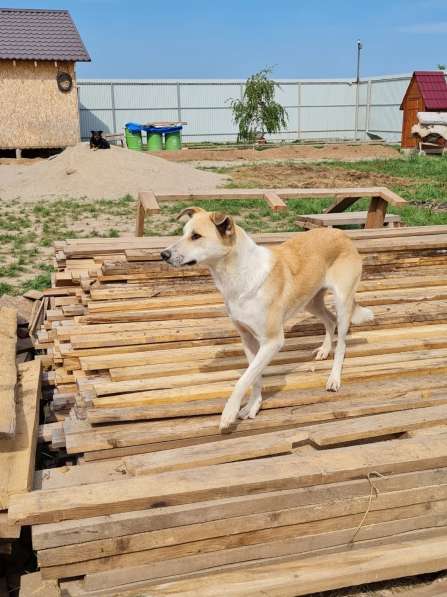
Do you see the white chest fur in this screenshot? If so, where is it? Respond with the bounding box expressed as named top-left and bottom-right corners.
top-left (209, 231), bottom-right (273, 336)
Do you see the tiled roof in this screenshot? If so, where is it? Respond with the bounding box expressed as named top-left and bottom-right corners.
top-left (414, 71), bottom-right (447, 110)
top-left (0, 8), bottom-right (90, 62)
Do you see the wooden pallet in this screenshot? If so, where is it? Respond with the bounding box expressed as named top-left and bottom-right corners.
top-left (12, 224), bottom-right (447, 596)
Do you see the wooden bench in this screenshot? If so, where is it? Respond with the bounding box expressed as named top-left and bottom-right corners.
top-left (296, 211), bottom-right (401, 230)
top-left (134, 187), bottom-right (408, 236)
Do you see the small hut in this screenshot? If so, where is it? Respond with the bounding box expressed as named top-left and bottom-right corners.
top-left (0, 8), bottom-right (90, 156)
top-left (400, 71), bottom-right (447, 149)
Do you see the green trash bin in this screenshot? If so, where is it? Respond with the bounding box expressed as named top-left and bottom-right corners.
top-left (125, 127), bottom-right (142, 151)
top-left (165, 130), bottom-right (182, 151)
top-left (146, 132), bottom-right (163, 151)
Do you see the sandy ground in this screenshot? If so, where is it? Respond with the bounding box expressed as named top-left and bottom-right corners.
top-left (153, 143), bottom-right (400, 163)
top-left (0, 143), bottom-right (227, 201)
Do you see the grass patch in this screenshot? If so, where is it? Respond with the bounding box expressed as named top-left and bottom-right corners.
top-left (1, 155), bottom-right (447, 297)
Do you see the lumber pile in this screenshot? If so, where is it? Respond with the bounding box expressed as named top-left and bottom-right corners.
top-left (10, 224), bottom-right (447, 595)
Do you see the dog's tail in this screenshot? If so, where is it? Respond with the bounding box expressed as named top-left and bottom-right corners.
top-left (351, 302), bottom-right (374, 325)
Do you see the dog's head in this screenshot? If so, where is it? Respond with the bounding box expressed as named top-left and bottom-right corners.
top-left (90, 130), bottom-right (103, 142)
top-left (160, 207), bottom-right (235, 267)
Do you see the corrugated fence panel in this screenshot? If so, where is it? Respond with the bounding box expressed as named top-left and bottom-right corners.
top-left (180, 83), bottom-right (241, 108)
top-left (78, 76), bottom-right (411, 143)
top-left (113, 83), bottom-right (178, 109)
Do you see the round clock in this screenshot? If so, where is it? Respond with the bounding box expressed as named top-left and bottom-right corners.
top-left (57, 72), bottom-right (73, 93)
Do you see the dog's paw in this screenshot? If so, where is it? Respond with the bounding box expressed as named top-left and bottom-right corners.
top-left (326, 374), bottom-right (341, 392)
top-left (238, 398), bottom-right (261, 420)
top-left (313, 345), bottom-right (330, 361)
top-left (219, 402), bottom-right (239, 433)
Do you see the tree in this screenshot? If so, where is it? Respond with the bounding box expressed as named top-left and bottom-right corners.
top-left (230, 67), bottom-right (288, 143)
top-left (437, 64), bottom-right (446, 71)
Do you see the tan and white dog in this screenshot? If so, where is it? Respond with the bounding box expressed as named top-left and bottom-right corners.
top-left (161, 207), bottom-right (374, 433)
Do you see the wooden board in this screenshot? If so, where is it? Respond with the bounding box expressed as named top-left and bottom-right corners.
top-left (0, 306), bottom-right (17, 438)
top-left (10, 436), bottom-right (447, 525)
top-left (0, 360), bottom-right (41, 509)
top-left (80, 534), bottom-right (447, 597)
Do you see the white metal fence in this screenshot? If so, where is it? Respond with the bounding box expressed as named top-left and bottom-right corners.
top-left (77, 74), bottom-right (411, 144)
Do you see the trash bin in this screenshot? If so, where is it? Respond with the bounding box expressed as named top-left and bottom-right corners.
top-left (146, 132), bottom-right (163, 151)
top-left (125, 127), bottom-right (142, 151)
top-left (165, 129), bottom-right (182, 151)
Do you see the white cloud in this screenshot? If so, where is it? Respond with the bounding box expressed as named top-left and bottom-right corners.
top-left (398, 21), bottom-right (447, 33)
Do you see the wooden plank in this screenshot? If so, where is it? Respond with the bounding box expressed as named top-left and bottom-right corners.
top-left (296, 211), bottom-right (400, 227)
top-left (19, 571), bottom-right (60, 597)
top-left (36, 482), bottom-right (447, 568)
top-left (81, 534), bottom-right (447, 597)
top-left (0, 360), bottom-right (41, 509)
top-left (0, 306), bottom-right (17, 438)
top-left (32, 467), bottom-right (447, 550)
top-left (310, 404), bottom-right (447, 447)
top-left (10, 435), bottom-right (447, 525)
top-left (139, 191), bottom-right (161, 215)
top-left (263, 192), bottom-right (287, 212)
top-left (38, 502), bottom-right (447, 580)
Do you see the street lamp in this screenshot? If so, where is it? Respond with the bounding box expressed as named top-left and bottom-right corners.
top-left (354, 40), bottom-right (363, 140)
top-left (356, 39), bottom-right (363, 84)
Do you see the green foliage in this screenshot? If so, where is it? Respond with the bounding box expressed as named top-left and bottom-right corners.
top-left (230, 67), bottom-right (288, 143)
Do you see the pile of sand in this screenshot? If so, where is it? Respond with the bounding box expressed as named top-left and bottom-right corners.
top-left (0, 143), bottom-right (228, 201)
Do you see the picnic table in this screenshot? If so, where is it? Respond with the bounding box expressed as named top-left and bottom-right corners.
top-left (295, 187), bottom-right (408, 230)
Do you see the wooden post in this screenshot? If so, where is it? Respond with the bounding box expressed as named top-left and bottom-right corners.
top-left (365, 196), bottom-right (388, 229)
top-left (135, 191), bottom-right (161, 237)
top-left (135, 201), bottom-right (145, 237)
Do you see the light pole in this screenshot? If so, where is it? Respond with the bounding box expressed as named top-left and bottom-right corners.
top-left (354, 40), bottom-right (363, 140)
top-left (356, 39), bottom-right (363, 84)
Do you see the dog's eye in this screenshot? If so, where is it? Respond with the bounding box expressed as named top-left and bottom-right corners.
top-left (191, 233), bottom-right (201, 241)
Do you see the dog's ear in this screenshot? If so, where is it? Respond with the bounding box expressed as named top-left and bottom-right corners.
top-left (176, 206), bottom-right (205, 221)
top-left (98, 131), bottom-right (103, 134)
top-left (210, 212), bottom-right (234, 238)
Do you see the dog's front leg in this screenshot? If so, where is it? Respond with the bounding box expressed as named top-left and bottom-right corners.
top-left (219, 333), bottom-right (284, 433)
top-left (235, 326), bottom-right (262, 420)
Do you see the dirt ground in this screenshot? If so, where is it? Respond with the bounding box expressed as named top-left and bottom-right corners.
top-left (153, 142), bottom-right (400, 163)
top-left (224, 162), bottom-right (412, 189)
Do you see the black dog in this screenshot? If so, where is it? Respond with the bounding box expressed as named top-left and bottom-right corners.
top-left (89, 130), bottom-right (110, 150)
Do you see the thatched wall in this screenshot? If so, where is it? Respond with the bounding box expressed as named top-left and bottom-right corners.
top-left (0, 60), bottom-right (80, 149)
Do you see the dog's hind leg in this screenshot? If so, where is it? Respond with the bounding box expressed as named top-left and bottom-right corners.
top-left (236, 327), bottom-right (263, 420)
top-left (306, 289), bottom-right (336, 361)
top-left (325, 262), bottom-right (361, 392)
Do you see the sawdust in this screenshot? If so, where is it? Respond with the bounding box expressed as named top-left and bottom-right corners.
top-left (0, 143), bottom-right (228, 201)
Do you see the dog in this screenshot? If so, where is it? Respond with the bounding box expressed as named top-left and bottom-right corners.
top-left (89, 130), bottom-right (110, 150)
top-left (161, 207), bottom-right (374, 433)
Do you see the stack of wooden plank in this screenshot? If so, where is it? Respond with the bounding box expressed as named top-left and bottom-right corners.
top-left (11, 224), bottom-right (447, 595)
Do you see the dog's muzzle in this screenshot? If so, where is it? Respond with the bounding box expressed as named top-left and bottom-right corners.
top-left (160, 250), bottom-right (171, 261)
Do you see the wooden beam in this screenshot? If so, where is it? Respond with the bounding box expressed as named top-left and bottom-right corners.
top-left (9, 436), bottom-right (447, 525)
top-left (366, 196), bottom-right (388, 229)
top-left (0, 307), bottom-right (17, 438)
top-left (263, 192), bottom-right (287, 212)
top-left (82, 534), bottom-right (447, 597)
top-left (139, 191), bottom-right (161, 215)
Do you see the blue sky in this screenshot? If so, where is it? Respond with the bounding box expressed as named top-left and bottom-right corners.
top-left (7, 0), bottom-right (447, 79)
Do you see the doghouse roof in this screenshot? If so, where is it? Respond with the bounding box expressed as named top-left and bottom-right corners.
top-left (0, 8), bottom-right (90, 62)
top-left (400, 71), bottom-right (447, 110)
